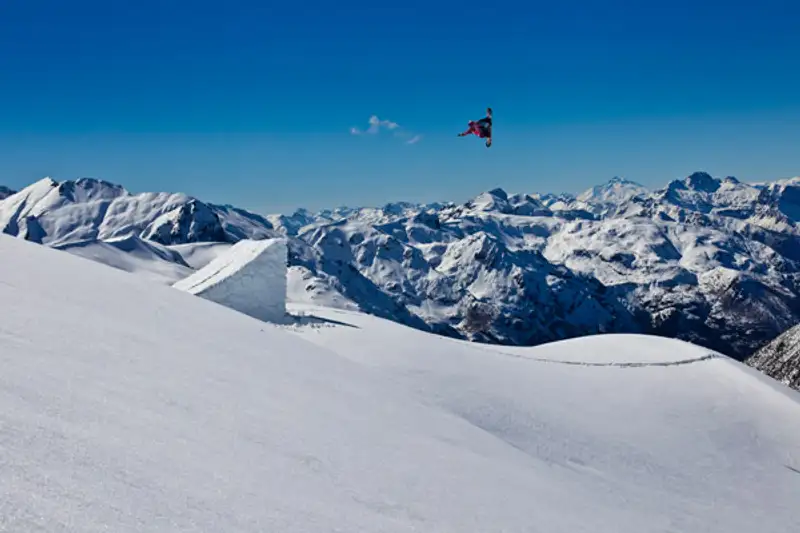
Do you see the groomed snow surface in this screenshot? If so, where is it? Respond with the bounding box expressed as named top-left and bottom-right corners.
top-left (1, 234), bottom-right (799, 532)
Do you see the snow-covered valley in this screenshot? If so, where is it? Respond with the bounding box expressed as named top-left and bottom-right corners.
top-left (1, 232), bottom-right (799, 532)
top-left (2, 172), bottom-right (800, 360)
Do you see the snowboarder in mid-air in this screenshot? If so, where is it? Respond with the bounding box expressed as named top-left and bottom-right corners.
top-left (458, 107), bottom-right (492, 147)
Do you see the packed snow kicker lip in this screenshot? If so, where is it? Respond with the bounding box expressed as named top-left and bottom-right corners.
top-left (173, 237), bottom-right (289, 323)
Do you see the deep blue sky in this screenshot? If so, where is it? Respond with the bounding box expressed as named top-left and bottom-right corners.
top-left (1, 0), bottom-right (798, 214)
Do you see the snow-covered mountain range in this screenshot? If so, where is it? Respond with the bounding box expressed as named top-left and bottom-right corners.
top-left (2, 171), bottom-right (799, 360)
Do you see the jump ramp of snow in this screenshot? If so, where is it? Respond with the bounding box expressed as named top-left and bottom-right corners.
top-left (173, 238), bottom-right (288, 322)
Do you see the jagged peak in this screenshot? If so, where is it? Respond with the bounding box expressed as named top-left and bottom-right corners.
top-left (0, 177), bottom-right (60, 206)
top-left (665, 179), bottom-right (687, 191)
top-left (55, 177), bottom-right (129, 202)
top-left (577, 176), bottom-right (649, 206)
top-left (466, 188), bottom-right (511, 213)
top-left (410, 210), bottom-right (440, 228)
top-left (607, 175), bottom-right (643, 186)
top-left (19, 176), bottom-right (60, 192)
top-left (687, 171), bottom-right (713, 179)
top-left (0, 185), bottom-right (16, 199)
top-left (537, 191), bottom-right (576, 201)
top-left (458, 231), bottom-right (505, 256)
top-left (486, 187), bottom-right (508, 200)
top-left (685, 171), bottom-right (720, 192)
top-left (73, 176), bottom-right (126, 189)
top-left (381, 200), bottom-right (419, 211)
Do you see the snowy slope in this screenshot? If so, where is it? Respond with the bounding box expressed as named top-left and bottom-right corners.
top-left (291, 305), bottom-right (800, 532)
top-left (0, 185), bottom-right (15, 200)
top-left (167, 241), bottom-right (234, 269)
top-left (2, 234), bottom-right (800, 532)
top-left (3, 172), bottom-right (800, 360)
top-left (54, 235), bottom-right (194, 285)
top-left (746, 322), bottom-right (800, 391)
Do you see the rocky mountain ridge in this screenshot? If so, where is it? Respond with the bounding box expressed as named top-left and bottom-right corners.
top-left (2, 171), bottom-right (799, 360)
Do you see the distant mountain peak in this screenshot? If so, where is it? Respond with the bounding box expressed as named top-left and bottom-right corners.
top-left (55, 176), bottom-right (128, 203)
top-left (685, 171), bottom-right (720, 192)
top-left (608, 175), bottom-right (640, 185)
top-left (576, 176), bottom-right (649, 208)
top-left (467, 188), bottom-right (512, 213)
top-left (486, 187), bottom-right (509, 200)
top-left (0, 185), bottom-right (16, 200)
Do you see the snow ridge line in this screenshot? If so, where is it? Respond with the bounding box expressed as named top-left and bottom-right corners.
top-left (486, 348), bottom-right (721, 368)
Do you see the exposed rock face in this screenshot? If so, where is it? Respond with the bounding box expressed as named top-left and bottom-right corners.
top-left (0, 186), bottom-right (16, 200)
top-left (746, 323), bottom-right (800, 391)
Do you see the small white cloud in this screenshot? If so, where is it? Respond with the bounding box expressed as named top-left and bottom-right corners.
top-left (365, 115), bottom-right (399, 134)
top-left (406, 135), bottom-right (422, 144)
top-left (367, 116), bottom-right (380, 134)
top-left (357, 115), bottom-right (400, 134)
top-left (351, 115), bottom-right (420, 144)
